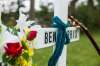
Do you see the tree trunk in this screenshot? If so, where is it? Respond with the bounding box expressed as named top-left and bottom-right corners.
top-left (29, 0), bottom-right (35, 20)
top-left (87, 0), bottom-right (95, 8)
top-left (97, 0), bottom-right (100, 8)
top-left (69, 0), bottom-right (78, 16)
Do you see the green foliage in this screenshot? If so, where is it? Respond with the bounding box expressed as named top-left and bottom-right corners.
top-left (1, 11), bottom-right (19, 27)
top-left (21, 40), bottom-right (28, 50)
top-left (97, 0), bottom-right (100, 8)
top-left (2, 54), bottom-right (17, 65)
top-left (22, 51), bottom-right (30, 61)
top-left (35, 5), bottom-right (53, 27)
top-left (2, 54), bottom-right (9, 63)
top-left (6, 27), bottom-right (19, 36)
top-left (8, 58), bottom-right (17, 65)
top-left (75, 4), bottom-right (100, 29)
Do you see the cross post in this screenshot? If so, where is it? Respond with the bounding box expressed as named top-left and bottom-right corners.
top-left (53, 0), bottom-right (68, 66)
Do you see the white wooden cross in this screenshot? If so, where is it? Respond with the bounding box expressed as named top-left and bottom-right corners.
top-left (0, 0), bottom-right (80, 66)
top-left (32, 0), bottom-right (80, 66)
top-left (28, 0), bottom-right (80, 66)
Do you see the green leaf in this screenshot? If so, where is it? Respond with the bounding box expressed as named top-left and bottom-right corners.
top-left (2, 54), bottom-right (9, 63)
top-left (22, 52), bottom-right (30, 61)
top-left (21, 41), bottom-right (28, 49)
top-left (8, 58), bottom-right (16, 65)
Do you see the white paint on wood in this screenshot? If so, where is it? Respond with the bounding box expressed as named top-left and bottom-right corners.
top-left (33, 27), bottom-right (80, 49)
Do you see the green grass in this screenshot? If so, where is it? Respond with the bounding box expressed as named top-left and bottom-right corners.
top-left (32, 32), bottom-right (100, 66)
top-left (32, 47), bottom-right (52, 66)
top-left (68, 32), bottom-right (100, 66)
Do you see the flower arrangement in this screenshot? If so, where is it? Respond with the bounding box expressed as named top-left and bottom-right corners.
top-left (2, 28), bottom-right (37, 66)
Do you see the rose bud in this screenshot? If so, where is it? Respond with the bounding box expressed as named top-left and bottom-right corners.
top-left (27, 31), bottom-right (37, 41)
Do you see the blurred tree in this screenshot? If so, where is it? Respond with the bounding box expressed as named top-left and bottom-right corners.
top-left (1, 0), bottom-right (19, 27)
top-left (97, 0), bottom-right (100, 9)
top-left (75, 4), bottom-right (100, 29)
top-left (97, 0), bottom-right (100, 4)
top-left (1, 9), bottom-right (19, 27)
top-left (69, 0), bottom-right (78, 16)
top-left (35, 5), bottom-right (53, 27)
top-left (95, 0), bottom-right (100, 28)
top-left (87, 0), bottom-right (100, 28)
top-left (29, 0), bottom-right (35, 20)
top-left (87, 0), bottom-right (95, 9)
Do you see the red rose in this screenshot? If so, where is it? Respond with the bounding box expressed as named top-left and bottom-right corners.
top-left (4, 42), bottom-right (22, 57)
top-left (27, 31), bottom-right (37, 41)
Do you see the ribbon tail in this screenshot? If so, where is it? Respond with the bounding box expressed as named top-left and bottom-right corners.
top-left (48, 30), bottom-right (66, 66)
top-left (48, 16), bottom-right (70, 66)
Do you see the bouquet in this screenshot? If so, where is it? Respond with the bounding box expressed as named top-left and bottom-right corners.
top-left (2, 28), bottom-right (37, 66)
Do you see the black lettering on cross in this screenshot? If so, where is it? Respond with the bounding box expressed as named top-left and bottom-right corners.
top-left (53, 32), bottom-right (56, 42)
top-left (45, 32), bottom-right (48, 44)
top-left (49, 32), bottom-right (52, 43)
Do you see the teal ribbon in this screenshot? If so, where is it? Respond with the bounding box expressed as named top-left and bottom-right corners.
top-left (48, 16), bottom-right (70, 66)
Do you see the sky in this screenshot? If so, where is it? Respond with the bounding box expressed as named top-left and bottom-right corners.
top-left (35, 0), bottom-right (98, 11)
top-left (35, 0), bottom-right (87, 10)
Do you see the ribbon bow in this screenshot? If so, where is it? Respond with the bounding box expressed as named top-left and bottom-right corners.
top-left (48, 16), bottom-right (70, 66)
